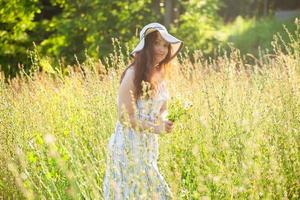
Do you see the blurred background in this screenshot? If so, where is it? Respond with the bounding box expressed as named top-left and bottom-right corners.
top-left (0, 0), bottom-right (299, 78)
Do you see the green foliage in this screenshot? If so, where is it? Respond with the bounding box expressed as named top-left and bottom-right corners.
top-left (172, 0), bottom-right (223, 54)
top-left (39, 0), bottom-right (158, 64)
top-left (0, 0), bottom-right (40, 76)
top-left (0, 0), bottom-right (159, 78)
top-left (0, 0), bottom-right (299, 79)
top-left (221, 16), bottom-right (298, 55)
top-left (167, 97), bottom-right (192, 122)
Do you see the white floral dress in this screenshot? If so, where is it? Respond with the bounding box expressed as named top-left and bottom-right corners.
top-left (103, 81), bottom-right (173, 200)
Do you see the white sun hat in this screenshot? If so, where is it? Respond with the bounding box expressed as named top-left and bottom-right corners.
top-left (130, 22), bottom-right (183, 60)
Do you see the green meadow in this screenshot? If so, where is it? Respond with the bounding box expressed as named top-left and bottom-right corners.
top-left (1, 26), bottom-right (300, 199)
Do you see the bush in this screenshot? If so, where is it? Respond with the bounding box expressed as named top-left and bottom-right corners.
top-left (221, 16), bottom-right (298, 55)
top-left (171, 0), bottom-right (223, 55)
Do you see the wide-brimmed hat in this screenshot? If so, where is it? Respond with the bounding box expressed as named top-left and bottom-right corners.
top-left (130, 22), bottom-right (183, 60)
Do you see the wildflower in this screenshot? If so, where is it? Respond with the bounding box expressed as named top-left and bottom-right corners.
top-left (167, 97), bottom-right (193, 122)
top-left (44, 134), bottom-right (56, 144)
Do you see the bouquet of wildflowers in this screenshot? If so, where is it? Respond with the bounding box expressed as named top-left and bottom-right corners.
top-left (163, 97), bottom-right (193, 122)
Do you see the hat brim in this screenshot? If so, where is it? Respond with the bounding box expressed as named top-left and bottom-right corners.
top-left (130, 30), bottom-right (183, 60)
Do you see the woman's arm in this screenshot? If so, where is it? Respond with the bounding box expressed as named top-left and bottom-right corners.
top-left (159, 101), bottom-right (168, 120)
top-left (159, 101), bottom-right (167, 114)
top-left (117, 68), bottom-right (163, 134)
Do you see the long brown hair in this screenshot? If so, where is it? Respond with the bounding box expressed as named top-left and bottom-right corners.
top-left (120, 31), bottom-right (172, 101)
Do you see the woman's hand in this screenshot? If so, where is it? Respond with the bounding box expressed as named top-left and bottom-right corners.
top-left (164, 120), bottom-right (174, 133)
top-left (155, 120), bottom-right (174, 134)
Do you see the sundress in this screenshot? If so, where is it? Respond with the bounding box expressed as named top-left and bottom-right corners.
top-left (102, 81), bottom-right (173, 200)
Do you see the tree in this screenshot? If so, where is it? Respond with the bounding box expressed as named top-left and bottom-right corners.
top-left (172, 0), bottom-right (222, 54)
top-left (164, 0), bottom-right (173, 28)
top-left (0, 0), bottom-right (160, 77)
top-left (0, 0), bottom-right (40, 76)
top-left (38, 0), bottom-right (159, 64)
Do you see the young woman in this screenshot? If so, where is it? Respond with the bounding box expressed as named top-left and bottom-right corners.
top-left (103, 22), bottom-right (183, 199)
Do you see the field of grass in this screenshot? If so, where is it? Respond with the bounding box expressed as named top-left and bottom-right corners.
top-left (0, 25), bottom-right (299, 199)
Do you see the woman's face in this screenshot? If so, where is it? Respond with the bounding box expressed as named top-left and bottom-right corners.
top-left (153, 33), bottom-right (169, 65)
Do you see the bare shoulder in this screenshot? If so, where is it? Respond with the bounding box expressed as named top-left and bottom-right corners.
top-left (120, 67), bottom-right (135, 85)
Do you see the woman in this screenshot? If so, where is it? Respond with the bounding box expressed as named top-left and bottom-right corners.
top-left (103, 22), bottom-right (183, 199)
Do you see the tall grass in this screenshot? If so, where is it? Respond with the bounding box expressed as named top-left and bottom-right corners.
top-left (0, 22), bottom-right (299, 199)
